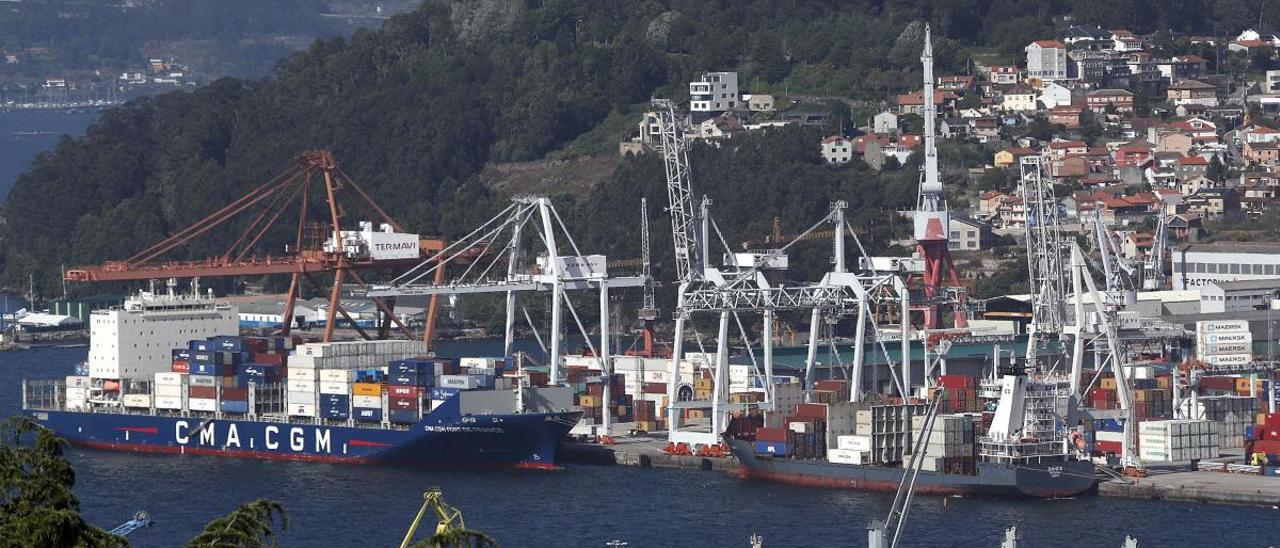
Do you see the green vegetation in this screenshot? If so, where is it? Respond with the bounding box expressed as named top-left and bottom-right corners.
top-left (187, 500), bottom-right (288, 547)
top-left (0, 417), bottom-right (124, 546)
top-left (1, 0), bottom-right (1275, 299)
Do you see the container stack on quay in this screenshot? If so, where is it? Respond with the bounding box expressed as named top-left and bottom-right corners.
top-left (1138, 419), bottom-right (1219, 463)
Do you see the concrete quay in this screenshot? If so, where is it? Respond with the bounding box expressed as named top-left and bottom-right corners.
top-left (1098, 467), bottom-right (1280, 508)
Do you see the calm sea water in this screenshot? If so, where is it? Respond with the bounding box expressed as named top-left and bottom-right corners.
top-left (3, 346), bottom-right (1275, 547)
top-left (0, 109), bottom-right (102, 201)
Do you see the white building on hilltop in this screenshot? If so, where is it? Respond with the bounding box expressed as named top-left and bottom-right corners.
top-left (690, 72), bottom-right (739, 114)
top-left (1025, 40), bottom-right (1068, 81)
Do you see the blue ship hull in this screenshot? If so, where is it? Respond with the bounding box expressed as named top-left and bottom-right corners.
top-left (27, 397), bottom-right (581, 469)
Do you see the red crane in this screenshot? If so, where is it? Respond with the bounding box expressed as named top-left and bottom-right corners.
top-left (64, 150), bottom-right (462, 344)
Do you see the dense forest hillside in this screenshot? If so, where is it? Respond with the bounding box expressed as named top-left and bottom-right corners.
top-left (1, 0), bottom-right (1270, 298)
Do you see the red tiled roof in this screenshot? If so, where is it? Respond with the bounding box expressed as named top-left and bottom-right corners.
top-left (1049, 140), bottom-right (1087, 149)
top-left (1178, 155), bottom-right (1208, 165)
top-left (1031, 39), bottom-right (1066, 48)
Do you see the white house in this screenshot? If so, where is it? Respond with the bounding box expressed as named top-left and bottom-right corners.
top-left (1037, 81), bottom-right (1073, 109)
top-left (1002, 86), bottom-right (1038, 112)
top-left (873, 111), bottom-right (899, 134)
top-left (821, 135), bottom-right (854, 165)
top-left (1025, 40), bottom-right (1068, 81)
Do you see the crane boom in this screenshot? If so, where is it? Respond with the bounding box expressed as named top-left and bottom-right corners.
top-left (653, 99), bottom-right (701, 284)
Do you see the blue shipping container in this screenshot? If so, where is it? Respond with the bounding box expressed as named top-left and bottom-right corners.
top-left (1094, 418), bottom-right (1125, 433)
top-left (470, 374), bottom-right (494, 389)
top-left (390, 359), bottom-right (432, 375)
top-left (754, 440), bottom-right (788, 456)
top-left (389, 409), bottom-right (419, 424)
top-left (172, 349), bottom-right (192, 361)
top-left (322, 407), bottom-right (350, 420)
top-left (188, 340), bottom-right (213, 351)
top-left (390, 371), bottom-right (432, 387)
top-left (211, 336), bottom-right (244, 352)
top-left (190, 362), bottom-right (223, 376)
top-left (354, 407), bottom-right (382, 422)
top-left (220, 400), bottom-right (250, 414)
top-left (430, 387), bottom-right (460, 400)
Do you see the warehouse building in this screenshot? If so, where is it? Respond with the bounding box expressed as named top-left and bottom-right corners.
top-left (1172, 242), bottom-right (1280, 290)
top-left (1200, 278), bottom-right (1280, 313)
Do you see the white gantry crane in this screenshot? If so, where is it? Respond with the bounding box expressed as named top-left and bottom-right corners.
top-left (369, 197), bottom-right (645, 433)
top-left (651, 99), bottom-right (909, 446)
top-left (1019, 155), bottom-right (1068, 371)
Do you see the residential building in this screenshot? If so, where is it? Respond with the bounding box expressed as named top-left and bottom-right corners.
top-left (948, 217), bottom-right (992, 251)
top-left (1025, 40), bottom-right (1068, 81)
top-left (873, 111), bottom-right (899, 134)
top-left (696, 112), bottom-right (745, 140)
top-left (1243, 125), bottom-right (1280, 145)
top-left (1110, 29), bottom-right (1143, 52)
top-left (1172, 242), bottom-right (1280, 290)
top-left (1183, 188), bottom-right (1240, 219)
top-left (993, 147), bottom-right (1037, 168)
top-left (1244, 141), bottom-right (1280, 164)
top-left (898, 89), bottom-right (955, 115)
top-left (1049, 104), bottom-right (1083, 128)
top-left (989, 66), bottom-right (1019, 85)
top-left (689, 72), bottom-right (739, 114)
top-left (1086, 89), bottom-right (1134, 114)
top-left (1175, 155), bottom-right (1209, 180)
top-left (1179, 175), bottom-right (1219, 196)
top-left (1166, 80), bottom-right (1218, 107)
top-left (1038, 81), bottom-right (1073, 109)
top-left (821, 135), bottom-right (854, 165)
top-left (1063, 25), bottom-right (1111, 47)
top-left (745, 94), bottom-right (775, 112)
top-left (1046, 139), bottom-right (1088, 159)
top-left (968, 117), bottom-right (1001, 142)
top-left (1000, 86), bottom-right (1038, 111)
top-left (1267, 70), bottom-right (1280, 94)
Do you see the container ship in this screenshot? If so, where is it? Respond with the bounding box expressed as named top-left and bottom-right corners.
top-left (22, 291), bottom-right (581, 469)
top-left (726, 374), bottom-right (1098, 497)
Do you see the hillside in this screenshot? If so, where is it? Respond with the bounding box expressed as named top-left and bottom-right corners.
top-left (1, 0), bottom-right (1268, 298)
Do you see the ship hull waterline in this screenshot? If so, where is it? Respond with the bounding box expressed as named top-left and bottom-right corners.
top-left (728, 439), bottom-right (1097, 498)
top-left (29, 408), bottom-right (583, 470)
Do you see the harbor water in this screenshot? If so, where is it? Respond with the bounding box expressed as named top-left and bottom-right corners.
top-left (0, 109), bottom-right (102, 200)
top-left (3, 346), bottom-right (1274, 547)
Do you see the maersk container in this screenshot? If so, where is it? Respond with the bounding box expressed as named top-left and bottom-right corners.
top-left (220, 400), bottom-right (250, 414)
top-left (430, 387), bottom-right (460, 401)
top-left (354, 407), bottom-right (382, 423)
top-left (388, 409), bottom-right (419, 424)
top-left (754, 440), bottom-right (789, 456)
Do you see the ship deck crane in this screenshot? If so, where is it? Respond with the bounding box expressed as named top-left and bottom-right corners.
top-left (62, 150), bottom-right (473, 344)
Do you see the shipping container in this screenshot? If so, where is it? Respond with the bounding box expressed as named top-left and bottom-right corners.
top-left (189, 398), bottom-right (217, 412)
top-left (389, 409), bottom-right (419, 424)
top-left (354, 407), bottom-right (382, 422)
top-left (389, 396), bottom-right (420, 411)
top-left (154, 372), bottom-right (185, 386)
top-left (188, 386), bottom-right (217, 399)
top-left (220, 400), bottom-right (250, 414)
top-left (154, 395), bottom-right (184, 410)
top-left (353, 395), bottom-right (381, 408)
top-left (122, 394), bottom-right (152, 408)
top-left (754, 440), bottom-right (788, 456)
top-left (289, 379), bottom-right (316, 393)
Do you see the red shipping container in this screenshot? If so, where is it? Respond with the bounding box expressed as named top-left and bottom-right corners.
top-left (222, 387), bottom-right (249, 401)
top-left (251, 352), bottom-right (284, 366)
top-left (643, 382), bottom-right (666, 394)
top-left (527, 371), bottom-right (549, 386)
top-left (389, 386), bottom-right (419, 398)
top-left (1266, 413), bottom-right (1280, 430)
top-left (814, 380), bottom-right (848, 393)
top-left (795, 403), bottom-right (828, 419)
top-left (188, 386), bottom-right (217, 399)
top-left (1200, 377), bottom-right (1234, 391)
top-left (172, 361), bottom-right (190, 373)
top-left (245, 338), bottom-right (270, 353)
top-left (938, 375), bottom-right (975, 389)
top-left (756, 427), bottom-right (788, 442)
top-left (587, 383), bottom-right (603, 397)
top-left (389, 396), bottom-right (419, 410)
top-left (1094, 440), bottom-right (1122, 454)
top-left (1252, 439), bottom-right (1280, 455)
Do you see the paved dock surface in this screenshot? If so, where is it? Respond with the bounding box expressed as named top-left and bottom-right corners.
top-left (1098, 468), bottom-right (1280, 508)
top-left (561, 435), bottom-right (739, 471)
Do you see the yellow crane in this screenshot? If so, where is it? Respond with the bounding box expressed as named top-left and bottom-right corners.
top-left (399, 488), bottom-right (467, 548)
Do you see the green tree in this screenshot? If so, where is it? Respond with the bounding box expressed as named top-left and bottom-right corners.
top-left (186, 499), bottom-right (288, 547)
top-left (0, 417), bottom-right (124, 547)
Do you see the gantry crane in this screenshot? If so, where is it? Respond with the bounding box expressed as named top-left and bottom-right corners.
top-left (62, 150), bottom-right (470, 344)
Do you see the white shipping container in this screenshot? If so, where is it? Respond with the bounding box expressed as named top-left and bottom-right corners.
top-left (122, 394), bottom-right (152, 408)
top-left (289, 403), bottom-right (317, 417)
top-left (1195, 320), bottom-right (1250, 334)
top-left (319, 381), bottom-right (349, 395)
top-left (189, 398), bottom-right (217, 412)
top-left (188, 375), bottom-right (217, 387)
top-left (837, 435), bottom-right (873, 452)
top-left (155, 384), bottom-right (184, 398)
top-left (790, 422), bottom-right (811, 434)
top-left (154, 396), bottom-right (184, 410)
top-left (1198, 332), bottom-right (1252, 345)
top-left (827, 448), bottom-right (869, 465)
top-left (65, 375), bottom-right (91, 388)
top-left (352, 395), bottom-right (381, 408)
top-left (439, 375), bottom-right (478, 389)
top-left (154, 372), bottom-right (185, 386)
top-left (1204, 353), bottom-right (1253, 366)
top-left (289, 390), bottom-right (317, 406)
top-left (319, 369), bottom-right (354, 383)
top-left (289, 379), bottom-right (316, 393)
